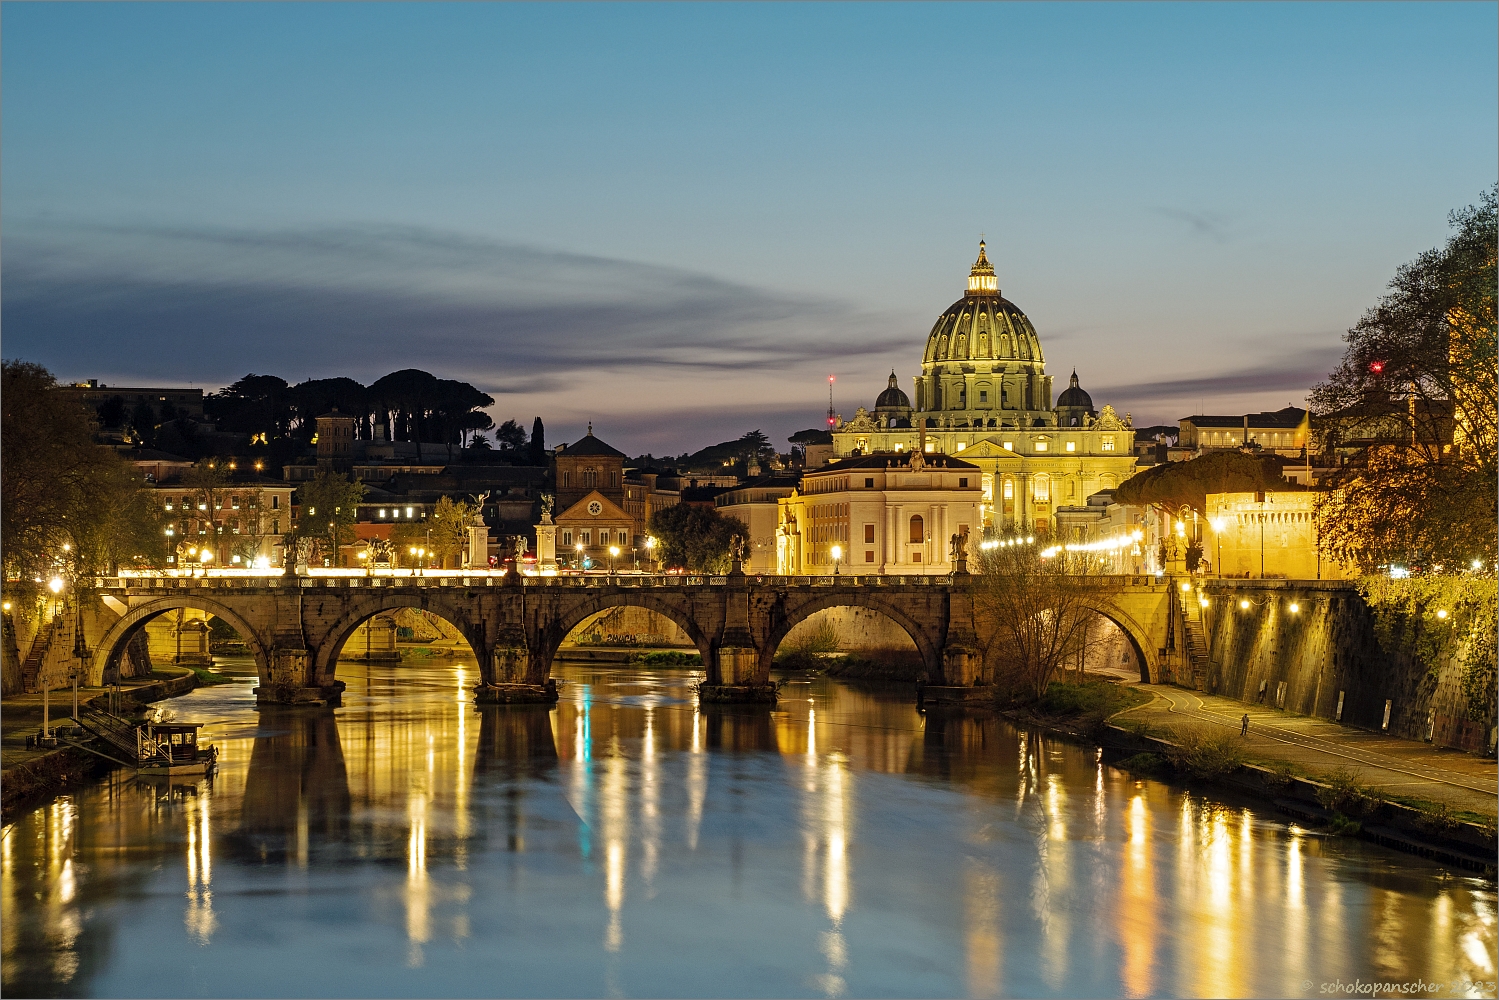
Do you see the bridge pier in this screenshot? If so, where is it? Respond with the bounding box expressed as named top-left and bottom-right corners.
top-left (256, 645), bottom-right (347, 706)
top-left (475, 583), bottom-right (559, 705)
top-left (698, 572), bottom-right (777, 704)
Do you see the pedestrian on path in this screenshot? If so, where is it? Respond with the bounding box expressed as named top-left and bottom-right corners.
top-left (1240, 713), bottom-right (1250, 737)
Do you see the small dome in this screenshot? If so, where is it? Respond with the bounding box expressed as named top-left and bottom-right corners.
top-left (875, 371), bottom-right (911, 410)
top-left (1056, 370), bottom-right (1093, 410)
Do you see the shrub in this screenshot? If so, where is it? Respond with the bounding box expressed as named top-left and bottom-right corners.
top-left (1314, 767), bottom-right (1371, 815)
top-left (1328, 812), bottom-right (1362, 836)
top-left (1161, 727), bottom-right (1247, 779)
top-left (1116, 752), bottom-right (1166, 775)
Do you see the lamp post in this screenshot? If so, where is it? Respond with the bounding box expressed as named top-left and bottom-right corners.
top-left (575, 541), bottom-right (585, 572)
top-left (1209, 517), bottom-right (1225, 578)
top-left (609, 545), bottom-right (620, 575)
top-left (831, 543), bottom-right (842, 576)
top-left (645, 536), bottom-right (656, 574)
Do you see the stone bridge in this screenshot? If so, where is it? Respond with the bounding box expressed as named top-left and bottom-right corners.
top-left (88, 570), bottom-right (1181, 705)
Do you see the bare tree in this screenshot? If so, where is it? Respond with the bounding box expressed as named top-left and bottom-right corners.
top-left (975, 535), bottom-right (1108, 699)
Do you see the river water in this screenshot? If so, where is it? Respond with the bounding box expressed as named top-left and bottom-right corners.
top-left (3, 656), bottom-right (1495, 998)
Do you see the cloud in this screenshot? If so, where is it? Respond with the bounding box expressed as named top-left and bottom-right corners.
top-left (1, 221), bottom-right (917, 450)
top-left (1150, 206), bottom-right (1234, 243)
top-left (1091, 343), bottom-right (1344, 424)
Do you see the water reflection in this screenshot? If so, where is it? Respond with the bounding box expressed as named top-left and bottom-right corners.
top-left (2, 659), bottom-right (1495, 999)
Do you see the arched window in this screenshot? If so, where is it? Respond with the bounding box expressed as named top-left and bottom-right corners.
top-left (909, 515), bottom-right (925, 544)
top-left (1000, 335), bottom-right (1012, 357)
top-left (978, 334), bottom-right (989, 356)
top-left (939, 335), bottom-right (949, 357)
top-left (955, 334), bottom-right (967, 357)
top-left (1033, 475), bottom-right (1050, 503)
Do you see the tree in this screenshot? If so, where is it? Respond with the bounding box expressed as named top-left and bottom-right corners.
top-left (1311, 186), bottom-right (1497, 572)
top-left (1114, 451), bottom-right (1300, 516)
top-left (291, 472), bottom-right (367, 566)
top-left (975, 534), bottom-right (1108, 700)
top-left (494, 419), bottom-right (527, 454)
top-left (647, 504), bottom-right (740, 573)
top-left (129, 400), bottom-right (159, 448)
top-left (428, 496), bottom-right (476, 568)
top-left (529, 417), bottom-right (546, 466)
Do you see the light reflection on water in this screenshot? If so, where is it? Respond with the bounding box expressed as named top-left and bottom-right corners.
top-left (2, 656), bottom-right (1495, 998)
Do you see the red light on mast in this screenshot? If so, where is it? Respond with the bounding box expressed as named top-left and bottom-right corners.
top-left (1369, 360), bottom-right (1385, 374)
top-left (827, 375), bottom-right (836, 428)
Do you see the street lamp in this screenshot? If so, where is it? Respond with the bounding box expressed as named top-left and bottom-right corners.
top-left (409, 546), bottom-right (426, 576)
top-left (575, 541), bottom-right (585, 571)
top-left (645, 536), bottom-right (656, 574)
top-left (609, 545), bottom-right (620, 575)
top-left (830, 544), bottom-right (842, 576)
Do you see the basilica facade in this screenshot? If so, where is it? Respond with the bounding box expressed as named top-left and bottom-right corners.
top-left (831, 242), bottom-right (1139, 535)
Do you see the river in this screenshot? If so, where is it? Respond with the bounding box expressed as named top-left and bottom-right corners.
top-left (3, 656), bottom-right (1495, 998)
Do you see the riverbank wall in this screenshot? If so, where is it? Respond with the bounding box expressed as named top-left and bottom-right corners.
top-left (1099, 719), bottom-right (1497, 873)
top-left (1, 667), bottom-right (200, 822)
top-left (1198, 580), bottom-right (1495, 753)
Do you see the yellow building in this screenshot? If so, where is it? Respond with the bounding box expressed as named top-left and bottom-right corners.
top-left (776, 450), bottom-right (981, 575)
top-left (1205, 491), bottom-right (1350, 580)
top-left (832, 242), bottom-right (1138, 534)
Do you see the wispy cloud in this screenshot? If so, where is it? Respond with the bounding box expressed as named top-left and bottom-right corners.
top-left (1150, 206), bottom-right (1234, 243)
top-left (1, 221), bottom-right (914, 432)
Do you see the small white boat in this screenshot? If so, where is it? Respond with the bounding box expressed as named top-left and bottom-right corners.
top-left (135, 723), bottom-right (218, 776)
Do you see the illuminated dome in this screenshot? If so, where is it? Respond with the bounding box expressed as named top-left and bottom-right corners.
top-left (922, 241), bottom-right (1044, 367)
top-left (1056, 370), bottom-right (1093, 410)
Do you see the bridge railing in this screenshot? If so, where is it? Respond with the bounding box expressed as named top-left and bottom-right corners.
top-left (95, 571), bottom-right (1173, 592)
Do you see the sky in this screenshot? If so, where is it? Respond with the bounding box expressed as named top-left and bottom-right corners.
top-left (3, 2), bottom-right (1495, 455)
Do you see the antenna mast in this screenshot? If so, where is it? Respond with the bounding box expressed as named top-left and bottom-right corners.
top-left (826, 374), bottom-right (836, 430)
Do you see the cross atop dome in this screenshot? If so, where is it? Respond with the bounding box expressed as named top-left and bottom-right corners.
top-left (967, 240), bottom-right (999, 296)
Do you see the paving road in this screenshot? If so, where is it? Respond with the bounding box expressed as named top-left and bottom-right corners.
top-left (1115, 684), bottom-right (1498, 821)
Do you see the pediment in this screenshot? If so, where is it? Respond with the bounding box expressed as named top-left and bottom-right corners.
top-left (960, 438), bottom-right (1025, 461)
top-left (556, 490), bottom-right (632, 523)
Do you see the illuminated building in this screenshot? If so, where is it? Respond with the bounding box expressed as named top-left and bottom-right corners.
top-left (776, 449), bottom-right (981, 575)
top-left (831, 242), bottom-right (1138, 534)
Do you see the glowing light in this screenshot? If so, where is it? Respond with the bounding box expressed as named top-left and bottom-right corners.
top-left (2, 602), bottom-right (11, 612)
top-left (1239, 599), bottom-right (1250, 610)
top-left (1472, 559), bottom-right (1483, 570)
top-left (61, 543), bottom-right (71, 552)
top-left (609, 546), bottom-right (620, 557)
top-left (1288, 602), bottom-right (1300, 613)
top-left (200, 551), bottom-right (213, 563)
top-left (1436, 609), bottom-right (1448, 620)
top-left (830, 545), bottom-right (842, 561)
top-left (1180, 582), bottom-right (1191, 592)
top-left (48, 577), bottom-right (65, 594)
top-left (1369, 360), bottom-right (1385, 374)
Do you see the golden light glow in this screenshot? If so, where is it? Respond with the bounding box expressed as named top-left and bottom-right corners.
top-left (1240, 599), bottom-right (1250, 610)
top-left (1436, 609), bottom-right (1448, 620)
top-left (48, 577), bottom-right (64, 594)
top-left (1289, 602), bottom-right (1300, 613)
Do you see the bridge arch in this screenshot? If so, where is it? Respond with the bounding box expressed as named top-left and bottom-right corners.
top-left (758, 592), bottom-right (944, 680)
top-left (538, 592), bottom-right (715, 680)
top-left (311, 594), bottom-right (485, 687)
top-left (1079, 599), bottom-right (1156, 683)
top-left (91, 596), bottom-right (270, 687)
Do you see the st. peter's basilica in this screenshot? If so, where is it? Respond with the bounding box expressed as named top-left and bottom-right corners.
top-left (830, 242), bottom-right (1139, 534)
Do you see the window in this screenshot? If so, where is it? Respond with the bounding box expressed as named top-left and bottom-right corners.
top-left (1003, 479), bottom-right (1013, 499)
top-left (618, 530), bottom-right (628, 545)
top-left (1035, 441), bottom-right (1048, 452)
top-left (562, 471), bottom-right (572, 488)
top-left (910, 515), bottom-right (925, 543)
top-left (1065, 442), bottom-right (1076, 452)
top-left (912, 552), bottom-right (922, 563)
top-left (1102, 436), bottom-right (1115, 452)
top-left (1034, 476), bottom-right (1050, 502)
top-left (864, 524), bottom-right (875, 543)
top-left (272, 495), bottom-right (280, 510)
top-left (1003, 442), bottom-right (1013, 451)
top-left (865, 551), bottom-right (874, 563)
top-left (959, 478), bottom-right (968, 488)
top-left (924, 442), bottom-right (935, 453)
top-left (581, 530), bottom-right (591, 545)
top-left (272, 520), bottom-right (280, 535)
top-left (865, 477), bottom-right (874, 488)
top-left (563, 531), bottom-right (573, 546)
top-left (231, 495), bottom-right (241, 509)
top-left (979, 390), bottom-right (988, 402)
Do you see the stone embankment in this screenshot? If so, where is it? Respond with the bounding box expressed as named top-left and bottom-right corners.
top-left (1011, 680), bottom-right (1498, 874)
top-left (1, 667), bottom-right (200, 822)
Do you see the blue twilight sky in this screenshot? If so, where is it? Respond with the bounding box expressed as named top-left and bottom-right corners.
top-left (3, 2), bottom-right (1495, 454)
